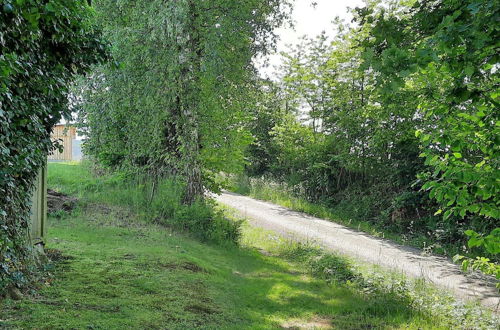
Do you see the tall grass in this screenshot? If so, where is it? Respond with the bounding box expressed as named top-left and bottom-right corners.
top-left (229, 174), bottom-right (384, 233)
top-left (48, 162), bottom-right (240, 245)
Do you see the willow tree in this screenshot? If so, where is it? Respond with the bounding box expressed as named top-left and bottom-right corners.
top-left (79, 0), bottom-right (290, 203)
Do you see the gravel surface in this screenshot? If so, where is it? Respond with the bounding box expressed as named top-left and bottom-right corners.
top-left (216, 191), bottom-right (499, 310)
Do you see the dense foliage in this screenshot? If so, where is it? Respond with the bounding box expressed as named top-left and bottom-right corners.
top-left (0, 0), bottom-right (105, 293)
top-left (3, 0), bottom-right (496, 297)
top-left (360, 0), bottom-right (499, 224)
top-left (78, 0), bottom-right (291, 203)
top-left (244, 0), bottom-right (499, 262)
top-left (361, 0), bottom-right (499, 276)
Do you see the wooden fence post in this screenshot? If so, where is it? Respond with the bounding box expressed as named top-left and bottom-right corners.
top-left (30, 161), bottom-right (47, 248)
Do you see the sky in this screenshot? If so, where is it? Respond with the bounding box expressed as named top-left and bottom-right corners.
top-left (261, 0), bottom-right (365, 78)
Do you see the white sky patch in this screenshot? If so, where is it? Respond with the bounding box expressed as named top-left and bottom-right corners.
top-left (260, 0), bottom-right (365, 79)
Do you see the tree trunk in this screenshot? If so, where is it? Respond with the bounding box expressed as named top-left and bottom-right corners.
top-left (180, 0), bottom-right (203, 204)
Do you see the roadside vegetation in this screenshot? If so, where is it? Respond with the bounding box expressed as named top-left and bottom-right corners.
top-left (235, 215), bottom-right (499, 330)
top-left (237, 0), bottom-right (499, 279)
top-left (1, 163), bottom-right (497, 329)
top-left (227, 174), bottom-right (488, 259)
top-left (1, 0), bottom-right (498, 327)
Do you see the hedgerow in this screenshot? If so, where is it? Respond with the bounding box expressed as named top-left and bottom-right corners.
top-left (0, 0), bottom-right (105, 294)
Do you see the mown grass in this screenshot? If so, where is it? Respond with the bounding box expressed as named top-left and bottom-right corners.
top-left (0, 163), bottom-right (496, 329)
top-left (224, 207), bottom-right (499, 330)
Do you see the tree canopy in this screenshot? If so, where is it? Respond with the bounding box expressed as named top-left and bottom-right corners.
top-left (78, 0), bottom-right (291, 203)
top-left (243, 0), bottom-right (499, 275)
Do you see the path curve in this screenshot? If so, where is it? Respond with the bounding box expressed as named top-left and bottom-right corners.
top-left (216, 192), bottom-right (499, 310)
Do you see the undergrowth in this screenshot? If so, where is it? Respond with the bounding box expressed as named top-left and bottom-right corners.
top-left (48, 162), bottom-right (240, 245)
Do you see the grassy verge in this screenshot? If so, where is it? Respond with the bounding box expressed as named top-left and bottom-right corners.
top-left (47, 162), bottom-right (240, 245)
top-left (0, 163), bottom-right (497, 329)
top-left (222, 206), bottom-right (499, 329)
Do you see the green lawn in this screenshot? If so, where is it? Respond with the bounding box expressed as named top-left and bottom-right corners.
top-left (0, 163), bottom-right (488, 329)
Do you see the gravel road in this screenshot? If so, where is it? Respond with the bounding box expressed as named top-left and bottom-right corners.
top-left (215, 191), bottom-right (499, 310)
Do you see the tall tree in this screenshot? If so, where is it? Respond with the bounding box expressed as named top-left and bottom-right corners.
top-left (79, 0), bottom-right (291, 203)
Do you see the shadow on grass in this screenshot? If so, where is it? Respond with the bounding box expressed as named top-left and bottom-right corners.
top-left (0, 163), bottom-right (437, 329)
top-left (225, 246), bottom-right (431, 329)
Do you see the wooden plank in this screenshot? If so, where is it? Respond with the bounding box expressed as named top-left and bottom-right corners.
top-left (48, 125), bottom-right (76, 161)
top-left (48, 135), bottom-right (73, 161)
top-left (40, 164), bottom-right (47, 240)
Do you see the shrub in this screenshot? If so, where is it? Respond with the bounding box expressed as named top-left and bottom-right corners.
top-left (307, 254), bottom-right (359, 284)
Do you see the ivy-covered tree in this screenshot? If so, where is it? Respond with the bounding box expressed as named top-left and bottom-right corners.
top-left (0, 0), bottom-right (105, 294)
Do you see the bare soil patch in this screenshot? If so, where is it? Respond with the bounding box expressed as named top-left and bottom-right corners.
top-left (162, 261), bottom-right (206, 273)
top-left (184, 303), bottom-right (219, 315)
top-left (281, 316), bottom-right (332, 329)
top-left (45, 249), bottom-right (74, 265)
top-left (47, 189), bottom-right (77, 214)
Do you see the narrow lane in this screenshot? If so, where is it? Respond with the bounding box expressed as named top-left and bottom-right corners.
top-left (216, 191), bottom-right (499, 310)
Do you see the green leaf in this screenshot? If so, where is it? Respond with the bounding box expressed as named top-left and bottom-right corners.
top-left (464, 66), bottom-right (474, 76)
top-left (475, 160), bottom-right (485, 168)
top-left (464, 230), bottom-right (477, 237)
top-left (467, 236), bottom-right (484, 248)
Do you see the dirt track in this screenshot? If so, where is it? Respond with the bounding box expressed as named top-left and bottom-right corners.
top-left (216, 192), bottom-right (499, 310)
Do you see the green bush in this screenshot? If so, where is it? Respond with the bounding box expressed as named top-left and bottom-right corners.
top-left (307, 254), bottom-right (359, 284)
